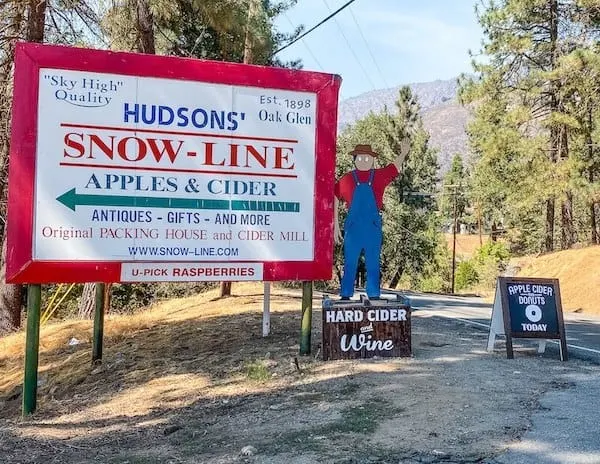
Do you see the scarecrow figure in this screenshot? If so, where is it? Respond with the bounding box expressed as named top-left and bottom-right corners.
top-left (334, 141), bottom-right (410, 299)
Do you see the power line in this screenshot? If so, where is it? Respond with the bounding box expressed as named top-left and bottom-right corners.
top-left (321, 0), bottom-right (377, 90)
top-left (271, 0), bottom-right (359, 57)
top-left (284, 12), bottom-right (325, 71)
top-left (347, 5), bottom-right (389, 88)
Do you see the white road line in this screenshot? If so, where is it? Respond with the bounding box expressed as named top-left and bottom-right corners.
top-left (453, 317), bottom-right (490, 329)
top-left (429, 310), bottom-right (600, 356)
top-left (548, 340), bottom-right (600, 355)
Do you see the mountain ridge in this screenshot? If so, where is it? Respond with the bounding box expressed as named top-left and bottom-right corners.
top-left (338, 77), bottom-right (471, 174)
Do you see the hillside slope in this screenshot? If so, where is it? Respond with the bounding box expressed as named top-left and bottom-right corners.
top-left (514, 246), bottom-right (600, 316)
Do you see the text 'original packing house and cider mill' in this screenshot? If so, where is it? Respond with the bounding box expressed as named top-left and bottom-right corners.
top-left (6, 43), bottom-right (341, 283)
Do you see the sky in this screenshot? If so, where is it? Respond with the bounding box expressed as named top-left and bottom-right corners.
top-left (274, 0), bottom-right (484, 99)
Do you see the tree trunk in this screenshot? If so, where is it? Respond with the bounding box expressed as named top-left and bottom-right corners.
top-left (0, 7), bottom-right (23, 239)
top-left (104, 283), bottom-right (112, 314)
top-left (591, 201), bottom-right (598, 245)
top-left (545, 198), bottom-right (555, 252)
top-left (0, 0), bottom-right (46, 333)
top-left (135, 0), bottom-right (155, 54)
top-left (591, 169), bottom-right (599, 245)
top-left (220, 281), bottom-right (232, 297)
top-left (243, 0), bottom-right (259, 64)
top-left (219, 0), bottom-right (260, 299)
top-left (561, 191), bottom-right (575, 249)
top-left (0, 232), bottom-right (22, 334)
top-left (78, 283), bottom-right (113, 318)
top-left (586, 111), bottom-right (598, 245)
top-left (544, 0), bottom-right (559, 253)
top-left (26, 0), bottom-right (46, 42)
top-left (78, 283), bottom-right (96, 319)
top-left (558, 122), bottom-right (574, 249)
top-left (388, 267), bottom-right (402, 289)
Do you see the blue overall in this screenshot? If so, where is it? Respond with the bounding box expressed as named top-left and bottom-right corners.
top-left (340, 169), bottom-right (383, 299)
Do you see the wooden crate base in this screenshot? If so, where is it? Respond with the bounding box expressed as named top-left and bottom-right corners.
top-left (322, 295), bottom-right (411, 361)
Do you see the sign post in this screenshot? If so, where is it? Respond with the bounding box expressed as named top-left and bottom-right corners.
top-left (92, 283), bottom-right (106, 363)
top-left (6, 43), bottom-right (341, 415)
top-left (487, 277), bottom-right (568, 361)
top-left (262, 282), bottom-right (271, 337)
top-left (22, 284), bottom-right (41, 416)
top-left (299, 281), bottom-right (313, 355)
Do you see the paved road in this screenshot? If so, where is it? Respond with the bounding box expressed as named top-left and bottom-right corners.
top-left (389, 290), bottom-right (600, 364)
top-left (379, 290), bottom-right (600, 463)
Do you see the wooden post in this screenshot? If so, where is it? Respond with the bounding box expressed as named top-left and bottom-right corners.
top-left (92, 283), bottom-right (106, 363)
top-left (262, 282), bottom-right (271, 337)
top-left (22, 284), bottom-right (41, 416)
top-left (299, 281), bottom-right (313, 355)
top-left (477, 203), bottom-right (483, 246)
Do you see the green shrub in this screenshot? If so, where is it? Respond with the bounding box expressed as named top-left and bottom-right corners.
top-left (418, 274), bottom-right (451, 293)
top-left (475, 241), bottom-right (510, 267)
top-left (245, 360), bottom-right (271, 381)
top-left (455, 260), bottom-right (479, 291)
top-left (412, 238), bottom-right (453, 293)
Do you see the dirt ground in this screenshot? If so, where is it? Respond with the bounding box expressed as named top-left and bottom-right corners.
top-left (0, 283), bottom-right (597, 463)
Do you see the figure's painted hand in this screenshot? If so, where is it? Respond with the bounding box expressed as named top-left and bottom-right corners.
top-left (394, 139), bottom-right (410, 171)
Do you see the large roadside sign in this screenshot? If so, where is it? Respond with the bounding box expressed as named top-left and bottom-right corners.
top-left (6, 43), bottom-right (341, 283)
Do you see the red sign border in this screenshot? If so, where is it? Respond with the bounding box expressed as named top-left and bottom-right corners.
top-left (6, 42), bottom-right (341, 283)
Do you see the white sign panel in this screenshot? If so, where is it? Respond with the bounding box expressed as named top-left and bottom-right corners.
top-left (121, 262), bottom-right (263, 282)
top-left (33, 69), bottom-right (317, 263)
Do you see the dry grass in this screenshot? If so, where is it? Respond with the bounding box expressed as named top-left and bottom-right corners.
top-left (0, 282), bottom-right (316, 420)
top-left (443, 233), bottom-right (490, 258)
top-left (514, 245), bottom-right (600, 316)
top-left (0, 280), bottom-right (595, 463)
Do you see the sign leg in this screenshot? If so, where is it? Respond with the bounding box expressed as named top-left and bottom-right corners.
top-left (23, 284), bottom-right (42, 416)
top-left (299, 281), bottom-right (313, 355)
top-left (505, 333), bottom-right (514, 359)
top-left (92, 283), bottom-right (106, 363)
top-left (537, 340), bottom-right (547, 354)
top-left (486, 331), bottom-right (496, 352)
top-left (262, 282), bottom-right (271, 337)
top-left (559, 336), bottom-right (568, 361)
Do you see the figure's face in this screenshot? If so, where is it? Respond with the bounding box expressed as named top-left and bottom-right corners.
top-left (354, 154), bottom-right (375, 171)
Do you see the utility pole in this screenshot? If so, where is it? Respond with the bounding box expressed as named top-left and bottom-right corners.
top-left (444, 184), bottom-right (459, 295)
top-left (451, 186), bottom-right (457, 294)
top-left (477, 203), bottom-right (483, 246)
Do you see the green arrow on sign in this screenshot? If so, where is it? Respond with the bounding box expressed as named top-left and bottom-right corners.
top-left (231, 200), bottom-right (300, 212)
top-left (56, 188), bottom-right (230, 211)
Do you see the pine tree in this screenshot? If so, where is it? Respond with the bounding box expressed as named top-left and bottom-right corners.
top-left (460, 0), bottom-right (594, 253)
top-left (553, 47), bottom-right (600, 244)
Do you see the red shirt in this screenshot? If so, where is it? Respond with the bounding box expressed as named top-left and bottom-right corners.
top-left (334, 164), bottom-right (399, 210)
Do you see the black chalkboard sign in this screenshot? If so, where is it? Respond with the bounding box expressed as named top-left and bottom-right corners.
top-left (487, 277), bottom-right (568, 361)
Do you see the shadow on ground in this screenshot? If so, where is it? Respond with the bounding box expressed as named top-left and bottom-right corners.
top-left (0, 289), bottom-right (593, 464)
